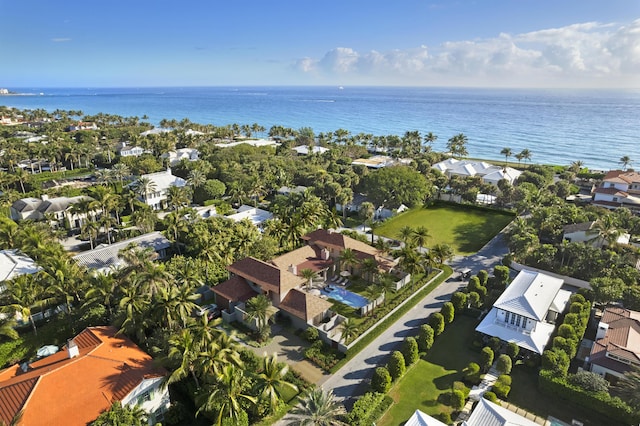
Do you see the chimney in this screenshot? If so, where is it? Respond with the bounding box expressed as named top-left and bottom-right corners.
top-left (595, 322), bottom-right (609, 341)
top-left (40, 194), bottom-right (49, 201)
top-left (67, 339), bottom-right (79, 359)
top-left (289, 264), bottom-right (298, 275)
top-left (321, 248), bottom-right (330, 261)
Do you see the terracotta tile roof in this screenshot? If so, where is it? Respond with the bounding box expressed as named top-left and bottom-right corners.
top-left (0, 326), bottom-right (166, 426)
top-left (271, 245), bottom-right (334, 274)
top-left (212, 275), bottom-right (258, 302)
top-left (279, 289), bottom-right (333, 322)
top-left (594, 187), bottom-right (629, 196)
top-left (227, 257), bottom-right (304, 299)
top-left (590, 307), bottom-right (640, 373)
top-left (603, 170), bottom-right (640, 185)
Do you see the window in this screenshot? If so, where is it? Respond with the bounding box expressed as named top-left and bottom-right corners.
top-left (515, 315), bottom-right (522, 327)
top-left (504, 312), bottom-right (510, 323)
top-left (510, 313), bottom-right (516, 325)
top-left (137, 389), bottom-right (153, 405)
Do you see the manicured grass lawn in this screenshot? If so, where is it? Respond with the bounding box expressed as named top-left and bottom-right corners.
top-left (375, 203), bottom-right (514, 255)
top-left (378, 316), bottom-right (481, 426)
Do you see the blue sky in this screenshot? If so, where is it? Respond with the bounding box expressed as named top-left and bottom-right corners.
top-left (1, 0), bottom-right (639, 88)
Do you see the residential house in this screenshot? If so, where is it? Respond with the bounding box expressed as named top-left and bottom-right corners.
top-left (10, 195), bottom-right (98, 230)
top-left (131, 168), bottom-right (187, 210)
top-left (0, 250), bottom-right (40, 293)
top-left (475, 269), bottom-right (572, 354)
top-left (352, 155), bottom-right (396, 169)
top-left (432, 159), bottom-right (522, 186)
top-left (405, 409), bottom-right (448, 426)
top-left (72, 231), bottom-right (171, 274)
top-left (592, 170), bottom-right (640, 211)
top-left (587, 307), bottom-right (640, 382)
top-left (292, 145), bottom-right (329, 156)
top-left (161, 147), bottom-right (200, 166)
top-left (117, 141), bottom-right (146, 157)
top-left (563, 221), bottom-right (630, 247)
top-left (226, 205), bottom-right (273, 230)
top-left (408, 398), bottom-right (539, 426)
top-left (140, 127), bottom-right (172, 137)
top-left (212, 229), bottom-right (406, 343)
top-left (67, 122), bottom-right (98, 131)
top-left (0, 326), bottom-right (169, 425)
top-left (277, 185), bottom-right (308, 196)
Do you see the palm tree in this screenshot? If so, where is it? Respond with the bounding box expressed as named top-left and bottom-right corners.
top-left (167, 329), bottom-right (202, 388)
top-left (411, 226), bottom-right (430, 252)
top-left (337, 318), bottom-right (359, 344)
top-left (133, 177), bottom-right (157, 204)
top-left (3, 274), bottom-right (44, 335)
top-left (591, 214), bottom-right (622, 248)
top-left (620, 155), bottom-right (633, 171)
top-left (197, 365), bottom-right (257, 426)
top-left (254, 353), bottom-right (299, 414)
top-left (43, 256), bottom-right (86, 314)
top-left (338, 248), bottom-right (358, 274)
top-left (188, 168), bottom-right (207, 190)
top-left (0, 317), bottom-right (19, 340)
top-left (518, 149), bottom-right (532, 165)
top-left (500, 147), bottom-right (512, 168)
top-left (166, 185), bottom-right (191, 211)
top-left (245, 294), bottom-right (276, 342)
top-left (431, 243), bottom-right (454, 266)
top-left (360, 258), bottom-right (378, 283)
top-left (614, 366), bottom-right (640, 409)
top-left (164, 211), bottom-right (188, 254)
top-left (300, 268), bottom-right (317, 290)
top-left (288, 388), bottom-right (347, 426)
top-left (398, 226), bottom-right (415, 246)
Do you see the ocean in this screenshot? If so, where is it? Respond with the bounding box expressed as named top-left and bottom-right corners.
top-left (2, 86), bottom-right (639, 171)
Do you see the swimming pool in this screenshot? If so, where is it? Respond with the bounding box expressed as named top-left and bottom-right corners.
top-left (321, 286), bottom-right (369, 309)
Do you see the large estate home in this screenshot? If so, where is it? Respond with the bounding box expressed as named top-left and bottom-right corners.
top-left (10, 195), bottom-right (98, 230)
top-left (432, 158), bottom-right (522, 186)
top-left (116, 141), bottom-right (146, 157)
top-left (592, 170), bottom-right (640, 211)
top-left (161, 147), bottom-right (200, 166)
top-left (475, 270), bottom-right (572, 354)
top-left (587, 307), bottom-right (640, 382)
top-left (0, 326), bottom-right (169, 426)
top-left (213, 229), bottom-right (407, 346)
top-left (131, 168), bottom-right (187, 210)
top-left (562, 221), bottom-right (630, 247)
top-left (72, 231), bottom-right (171, 274)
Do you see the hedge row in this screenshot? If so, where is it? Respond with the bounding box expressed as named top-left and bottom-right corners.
top-left (539, 369), bottom-right (639, 425)
top-left (347, 392), bottom-right (393, 426)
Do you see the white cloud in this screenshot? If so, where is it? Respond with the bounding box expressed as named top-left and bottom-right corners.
top-left (295, 19), bottom-right (640, 87)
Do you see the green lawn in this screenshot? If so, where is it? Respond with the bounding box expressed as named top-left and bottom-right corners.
top-left (378, 316), bottom-right (481, 425)
top-left (375, 203), bottom-right (514, 255)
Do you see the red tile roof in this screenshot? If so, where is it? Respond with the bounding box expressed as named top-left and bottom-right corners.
top-left (590, 307), bottom-right (640, 374)
top-left (212, 275), bottom-right (258, 302)
top-left (603, 170), bottom-right (640, 185)
top-left (279, 289), bottom-right (333, 323)
top-left (227, 257), bottom-right (304, 299)
top-left (0, 326), bottom-right (166, 426)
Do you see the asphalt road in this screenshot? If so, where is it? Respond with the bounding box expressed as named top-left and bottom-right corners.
top-left (319, 232), bottom-right (509, 408)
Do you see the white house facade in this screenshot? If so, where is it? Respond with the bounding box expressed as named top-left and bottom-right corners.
top-left (133, 168), bottom-right (187, 210)
top-left (432, 158), bottom-right (522, 186)
top-left (592, 170), bottom-right (640, 211)
top-left (121, 376), bottom-right (171, 425)
top-left (476, 269), bottom-right (572, 354)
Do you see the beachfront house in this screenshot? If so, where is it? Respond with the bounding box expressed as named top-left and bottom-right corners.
top-left (131, 168), bottom-right (187, 210)
top-left (475, 269), bottom-right (572, 354)
top-left (592, 170), bottom-right (640, 212)
top-left (587, 307), bottom-right (640, 382)
top-left (0, 326), bottom-right (169, 426)
top-left (116, 141), bottom-right (146, 157)
top-left (432, 158), bottom-right (522, 186)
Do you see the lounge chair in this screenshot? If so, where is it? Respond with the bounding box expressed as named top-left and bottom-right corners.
top-left (330, 275), bottom-right (338, 282)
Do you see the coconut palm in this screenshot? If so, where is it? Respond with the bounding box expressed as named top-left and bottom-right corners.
top-left (3, 274), bottom-right (45, 335)
top-left (167, 329), bottom-right (202, 388)
top-left (288, 388), bottom-right (347, 426)
top-left (0, 317), bottom-right (19, 340)
top-left (500, 147), bottom-right (513, 167)
top-left (620, 155), bottom-right (633, 171)
top-left (42, 256), bottom-right (86, 314)
top-left (132, 177), bottom-right (157, 203)
top-left (338, 248), bottom-right (358, 274)
top-left (300, 268), bottom-right (317, 290)
top-left (591, 214), bottom-right (623, 248)
top-left (337, 318), bottom-right (359, 344)
top-left (254, 353), bottom-right (299, 414)
top-left (197, 365), bottom-right (257, 426)
top-left (245, 294), bottom-right (277, 342)
top-left (411, 226), bottom-right (430, 252)
top-left (431, 243), bottom-right (454, 266)
top-left (398, 226), bottom-right (415, 246)
top-left (360, 258), bottom-right (378, 283)
top-left (166, 185), bottom-right (191, 211)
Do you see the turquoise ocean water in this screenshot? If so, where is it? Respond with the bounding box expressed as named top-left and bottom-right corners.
top-left (2, 86), bottom-right (639, 170)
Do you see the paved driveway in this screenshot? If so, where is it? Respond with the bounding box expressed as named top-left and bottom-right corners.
top-left (319, 232), bottom-right (509, 408)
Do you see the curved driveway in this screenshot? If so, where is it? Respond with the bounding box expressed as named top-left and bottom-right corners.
top-left (319, 233), bottom-right (509, 408)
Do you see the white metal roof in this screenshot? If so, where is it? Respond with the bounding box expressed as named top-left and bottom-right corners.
top-left (475, 308), bottom-right (556, 354)
top-left (0, 250), bottom-right (41, 282)
top-left (463, 397), bottom-right (539, 426)
top-left (405, 410), bottom-right (448, 426)
top-left (493, 270), bottom-right (563, 321)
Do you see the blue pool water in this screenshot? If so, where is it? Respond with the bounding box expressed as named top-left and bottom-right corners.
top-left (321, 286), bottom-right (369, 309)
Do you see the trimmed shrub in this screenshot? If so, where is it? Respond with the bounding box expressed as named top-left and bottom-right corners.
top-left (481, 347), bottom-right (494, 371)
top-left (450, 389), bottom-right (465, 410)
top-left (402, 337), bottom-right (420, 366)
top-left (557, 324), bottom-right (577, 341)
top-left (505, 342), bottom-right (519, 360)
top-left (493, 375), bottom-right (511, 399)
top-left (388, 351), bottom-right (406, 381)
top-left (468, 275), bottom-right (480, 290)
top-left (541, 349), bottom-right (570, 376)
top-left (371, 367), bottom-right (392, 393)
top-left (487, 337), bottom-right (501, 352)
top-left (441, 302), bottom-right (455, 324)
top-left (496, 354), bottom-right (512, 375)
top-left (451, 292), bottom-right (467, 312)
top-left (497, 374), bottom-right (512, 386)
top-left (463, 362), bottom-right (481, 385)
top-left (493, 265), bottom-right (510, 286)
top-left (483, 391), bottom-right (499, 403)
top-left (436, 412), bottom-right (452, 425)
top-left (303, 326), bottom-right (319, 342)
top-left (347, 392), bottom-right (388, 426)
top-left (477, 269), bottom-right (489, 286)
top-left (429, 313), bottom-right (445, 336)
top-left (418, 324), bottom-right (435, 352)
top-left (552, 336), bottom-right (577, 359)
top-left (453, 381), bottom-right (469, 397)
top-left (468, 292), bottom-right (481, 308)
top-left (568, 371), bottom-right (609, 393)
